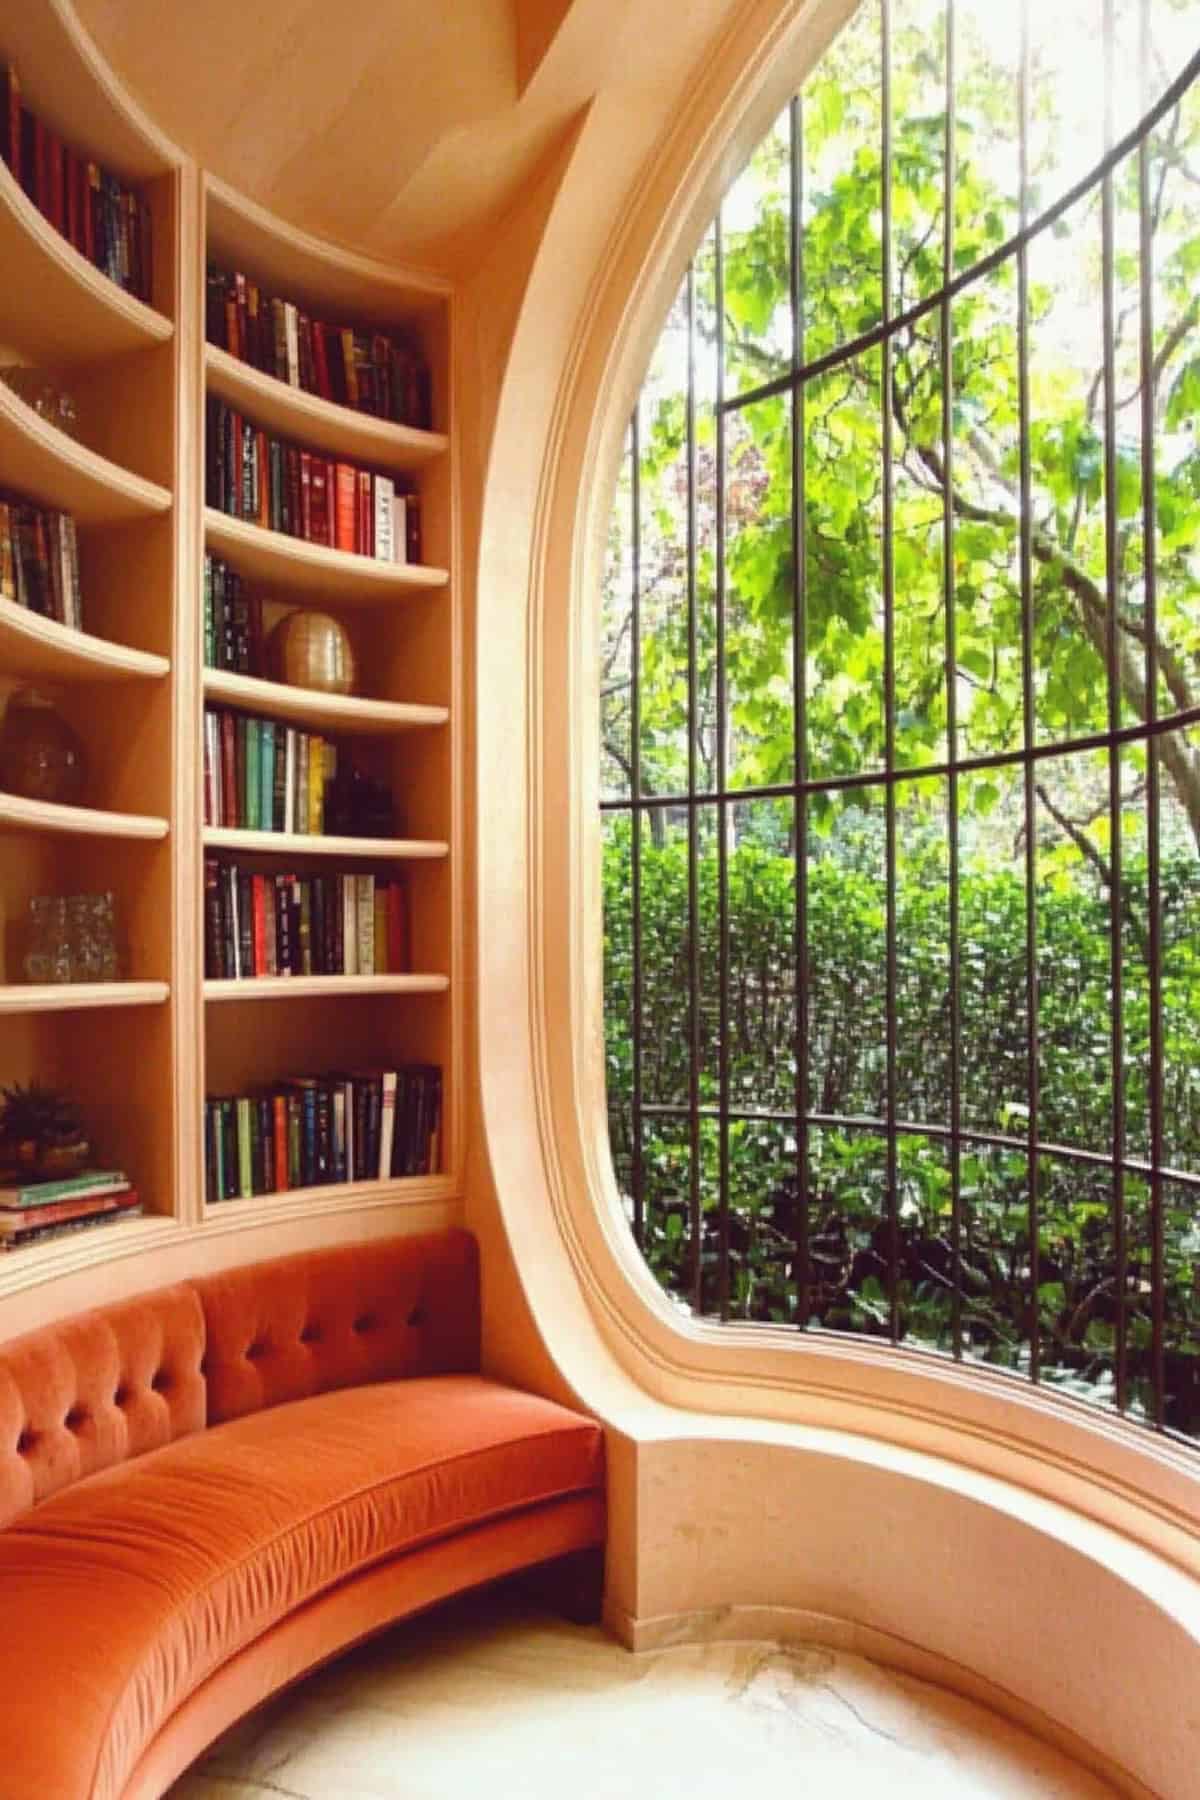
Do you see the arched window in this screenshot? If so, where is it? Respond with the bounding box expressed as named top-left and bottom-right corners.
top-left (600, 0), bottom-right (1200, 1441)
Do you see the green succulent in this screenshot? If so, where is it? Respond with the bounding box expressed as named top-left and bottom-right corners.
top-left (0, 1082), bottom-right (86, 1147)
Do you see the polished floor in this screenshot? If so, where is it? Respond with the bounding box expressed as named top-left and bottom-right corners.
top-left (170, 1589), bottom-right (1116, 1799)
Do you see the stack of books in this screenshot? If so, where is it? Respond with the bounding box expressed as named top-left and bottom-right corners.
top-left (0, 494), bottom-right (82, 625)
top-left (205, 264), bottom-right (431, 429)
top-left (205, 1064), bottom-right (441, 1201)
top-left (0, 1169), bottom-right (140, 1252)
top-left (203, 554), bottom-right (261, 674)
top-left (204, 862), bottom-right (410, 979)
top-left (2, 66), bottom-right (153, 302)
top-left (205, 398), bottom-right (422, 563)
top-left (203, 706), bottom-right (338, 834)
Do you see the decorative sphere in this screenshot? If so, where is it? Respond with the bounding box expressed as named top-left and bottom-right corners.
top-left (0, 688), bottom-right (87, 805)
top-left (267, 611), bottom-right (356, 695)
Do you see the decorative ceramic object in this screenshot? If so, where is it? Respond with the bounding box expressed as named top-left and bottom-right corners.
top-left (0, 365), bottom-right (80, 439)
top-left (0, 688), bottom-right (87, 804)
top-left (267, 610), bottom-right (356, 695)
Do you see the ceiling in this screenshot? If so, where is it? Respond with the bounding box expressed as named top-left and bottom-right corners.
top-left (70, 0), bottom-right (650, 272)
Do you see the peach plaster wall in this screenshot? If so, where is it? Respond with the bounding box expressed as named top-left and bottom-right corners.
top-left (462, 0), bottom-right (1200, 1794)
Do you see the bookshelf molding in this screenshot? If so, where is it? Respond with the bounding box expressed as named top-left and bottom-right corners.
top-left (0, 61), bottom-right (459, 1295)
top-left (0, 793), bottom-right (169, 839)
top-left (204, 974), bottom-right (448, 1002)
top-left (0, 980), bottom-right (169, 1014)
top-left (202, 669), bottom-right (445, 734)
top-left (205, 345), bottom-right (447, 472)
top-left (0, 379), bottom-right (172, 524)
top-left (0, 159), bottom-right (174, 363)
top-left (0, 597), bottom-right (170, 683)
top-left (204, 508), bottom-right (449, 602)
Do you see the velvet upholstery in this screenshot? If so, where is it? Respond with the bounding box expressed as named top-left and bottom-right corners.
top-left (0, 1284), bottom-right (205, 1528)
top-left (0, 1230), bottom-right (606, 1800)
top-left (193, 1229), bottom-right (480, 1423)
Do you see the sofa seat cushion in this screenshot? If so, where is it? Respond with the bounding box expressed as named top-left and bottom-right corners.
top-left (0, 1374), bottom-right (604, 1800)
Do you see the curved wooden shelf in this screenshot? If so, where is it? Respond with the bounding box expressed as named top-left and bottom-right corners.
top-left (202, 669), bottom-right (445, 734)
top-left (0, 160), bottom-right (173, 364)
top-left (203, 827), bottom-right (447, 859)
top-left (0, 1215), bottom-right (179, 1291)
top-left (205, 346), bottom-right (447, 471)
top-left (204, 510), bottom-right (448, 604)
top-left (0, 981), bottom-right (169, 1015)
top-left (204, 974), bottom-right (448, 1002)
top-left (204, 1171), bottom-right (455, 1224)
top-left (0, 598), bottom-right (169, 684)
top-left (0, 793), bottom-right (169, 840)
top-left (0, 381), bottom-right (172, 523)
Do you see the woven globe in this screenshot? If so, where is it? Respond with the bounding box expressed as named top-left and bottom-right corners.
top-left (268, 610), bottom-right (356, 694)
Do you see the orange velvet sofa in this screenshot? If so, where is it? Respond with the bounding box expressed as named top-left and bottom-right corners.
top-left (0, 1228), bottom-right (606, 1800)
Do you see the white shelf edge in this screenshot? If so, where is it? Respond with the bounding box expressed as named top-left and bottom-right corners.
top-left (202, 668), bottom-right (447, 733)
top-left (0, 597), bottom-right (169, 681)
top-left (202, 827), bottom-right (447, 859)
top-left (204, 974), bottom-right (448, 1002)
top-left (0, 981), bottom-right (169, 1014)
top-left (0, 793), bottom-right (169, 840)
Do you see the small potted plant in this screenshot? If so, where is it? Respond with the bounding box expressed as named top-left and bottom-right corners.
top-left (0, 1082), bottom-right (90, 1181)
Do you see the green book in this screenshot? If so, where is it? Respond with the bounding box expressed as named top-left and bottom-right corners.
top-left (259, 720), bottom-right (275, 834)
top-left (203, 553), bottom-right (214, 668)
top-left (236, 1096), bottom-right (253, 1198)
top-left (246, 719), bottom-right (261, 831)
top-left (0, 1171), bottom-right (128, 1209)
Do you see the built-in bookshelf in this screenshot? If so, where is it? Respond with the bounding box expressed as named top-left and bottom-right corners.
top-left (0, 25), bottom-right (458, 1291)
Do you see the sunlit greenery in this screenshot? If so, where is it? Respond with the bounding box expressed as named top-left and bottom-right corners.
top-left (600, 0), bottom-right (1200, 1434)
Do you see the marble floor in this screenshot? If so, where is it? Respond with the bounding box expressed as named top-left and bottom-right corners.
top-left (170, 1589), bottom-right (1116, 1800)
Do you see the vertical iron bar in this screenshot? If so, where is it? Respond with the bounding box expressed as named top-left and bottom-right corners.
top-left (943, 0), bottom-right (963, 1359)
top-left (630, 406), bottom-right (645, 1248)
top-left (686, 262), bottom-right (703, 1312)
top-left (881, 0), bottom-right (900, 1344)
top-left (715, 209), bottom-right (732, 1321)
top-left (1101, 0), bottom-right (1128, 1413)
top-left (790, 93), bottom-right (811, 1328)
top-left (1137, 0), bottom-right (1165, 1426)
top-left (1018, 0), bottom-right (1041, 1383)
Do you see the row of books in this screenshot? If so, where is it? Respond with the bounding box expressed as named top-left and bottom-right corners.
top-left (0, 494), bottom-right (82, 625)
top-left (204, 862), bottom-right (411, 980)
top-left (2, 66), bottom-right (153, 304)
top-left (0, 1168), bottom-right (141, 1252)
top-left (205, 1065), bottom-right (442, 1201)
top-left (206, 265), bottom-right (432, 430)
top-left (205, 399), bottom-right (423, 564)
top-left (203, 553), bottom-right (263, 675)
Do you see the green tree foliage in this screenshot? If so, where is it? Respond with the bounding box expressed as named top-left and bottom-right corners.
top-left (600, 0), bottom-right (1200, 1434)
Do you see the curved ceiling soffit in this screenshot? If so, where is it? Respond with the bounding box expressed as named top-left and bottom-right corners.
top-left (68, 0), bottom-right (642, 271)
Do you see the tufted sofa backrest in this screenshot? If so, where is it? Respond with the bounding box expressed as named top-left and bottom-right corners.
top-left (0, 1284), bottom-right (206, 1527)
top-left (0, 1229), bottom-right (481, 1527)
top-left (193, 1228), bottom-right (482, 1423)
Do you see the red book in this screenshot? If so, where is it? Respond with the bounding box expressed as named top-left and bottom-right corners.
top-left (235, 271), bottom-right (247, 362)
top-left (273, 1096), bottom-right (289, 1193)
top-left (48, 132), bottom-right (63, 231)
top-left (0, 1188), bottom-right (139, 1236)
top-left (64, 146), bottom-right (78, 248)
top-left (312, 323), bottom-right (331, 400)
top-left (357, 469), bottom-right (372, 557)
top-left (327, 459), bottom-right (338, 545)
top-left (334, 463), bottom-right (355, 553)
top-left (300, 450), bottom-right (313, 540)
top-left (84, 161), bottom-right (98, 260)
top-left (256, 429), bottom-right (269, 529)
top-left (220, 712), bottom-right (237, 826)
top-left (286, 446), bottom-right (301, 538)
top-left (310, 458), bottom-right (329, 545)
top-left (252, 874), bottom-right (267, 977)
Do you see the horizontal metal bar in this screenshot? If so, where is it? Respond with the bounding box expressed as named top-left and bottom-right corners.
top-left (600, 706), bottom-right (1200, 811)
top-left (638, 1102), bottom-right (1200, 1191)
top-left (722, 42), bottom-right (1200, 418)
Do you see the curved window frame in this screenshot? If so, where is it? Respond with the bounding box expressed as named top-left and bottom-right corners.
top-left (599, 2), bottom-right (1200, 1445)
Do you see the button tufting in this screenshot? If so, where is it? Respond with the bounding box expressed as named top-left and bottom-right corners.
top-left (113, 1385), bottom-right (130, 1408)
top-left (246, 1340), bottom-right (266, 1361)
top-left (352, 1314), bottom-right (377, 1335)
top-left (299, 1323), bottom-right (321, 1345)
top-left (151, 1369), bottom-right (171, 1393)
top-left (407, 1305), bottom-right (425, 1327)
top-left (16, 1428), bottom-right (35, 1455)
top-left (65, 1407), bottom-right (87, 1432)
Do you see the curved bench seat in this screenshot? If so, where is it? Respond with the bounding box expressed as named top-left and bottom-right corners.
top-left (0, 1232), bottom-right (607, 1799)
